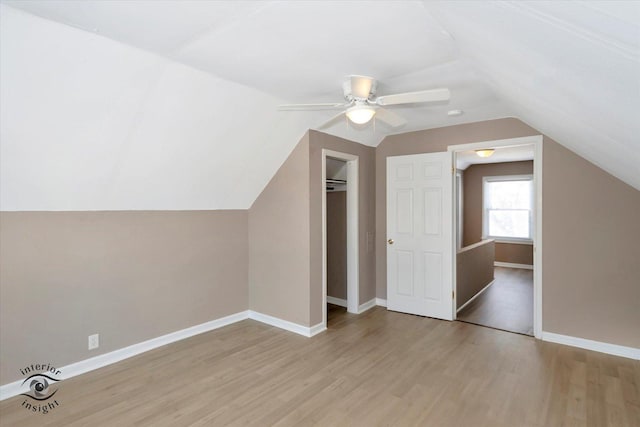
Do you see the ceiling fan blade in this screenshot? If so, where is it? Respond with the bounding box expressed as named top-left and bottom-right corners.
top-left (374, 108), bottom-right (407, 128)
top-left (376, 88), bottom-right (450, 106)
top-left (278, 102), bottom-right (349, 111)
top-left (317, 111), bottom-right (347, 129)
top-left (350, 75), bottom-right (374, 99)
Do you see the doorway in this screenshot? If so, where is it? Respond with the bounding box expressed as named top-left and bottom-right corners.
top-left (321, 149), bottom-right (359, 329)
top-left (325, 158), bottom-right (348, 325)
top-left (449, 136), bottom-right (543, 338)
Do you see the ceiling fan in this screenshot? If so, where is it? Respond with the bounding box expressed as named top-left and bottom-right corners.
top-left (278, 75), bottom-right (450, 129)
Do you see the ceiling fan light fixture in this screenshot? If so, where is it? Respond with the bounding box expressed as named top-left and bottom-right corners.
top-left (475, 149), bottom-right (495, 158)
top-left (346, 105), bottom-right (376, 125)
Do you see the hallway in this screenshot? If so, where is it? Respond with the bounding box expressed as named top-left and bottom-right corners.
top-left (457, 266), bottom-right (533, 335)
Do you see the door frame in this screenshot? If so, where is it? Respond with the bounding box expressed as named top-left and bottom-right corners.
top-left (447, 135), bottom-right (543, 338)
top-left (322, 149), bottom-right (359, 328)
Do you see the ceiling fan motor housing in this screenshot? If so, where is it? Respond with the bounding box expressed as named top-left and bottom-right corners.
top-left (343, 78), bottom-right (377, 101)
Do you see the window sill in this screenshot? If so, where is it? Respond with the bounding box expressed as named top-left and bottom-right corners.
top-left (483, 237), bottom-right (533, 245)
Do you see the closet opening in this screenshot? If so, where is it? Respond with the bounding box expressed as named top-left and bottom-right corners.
top-left (321, 149), bottom-right (359, 329)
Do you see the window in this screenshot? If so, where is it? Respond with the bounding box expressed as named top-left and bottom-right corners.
top-left (482, 175), bottom-right (533, 242)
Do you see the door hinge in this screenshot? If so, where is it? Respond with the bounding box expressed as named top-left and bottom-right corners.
top-left (452, 291), bottom-right (455, 299)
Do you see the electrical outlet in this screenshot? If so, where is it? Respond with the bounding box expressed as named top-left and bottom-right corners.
top-left (88, 334), bottom-right (99, 350)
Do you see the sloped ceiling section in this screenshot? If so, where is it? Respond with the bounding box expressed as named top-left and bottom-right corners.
top-left (0, 5), bottom-right (317, 210)
top-left (424, 1), bottom-right (640, 190)
top-left (1, 1), bottom-right (638, 212)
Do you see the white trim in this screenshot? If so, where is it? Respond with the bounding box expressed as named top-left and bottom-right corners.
top-left (322, 153), bottom-right (328, 332)
top-left (357, 298), bottom-right (377, 314)
top-left (494, 261), bottom-right (534, 270)
top-left (248, 311), bottom-right (324, 338)
top-left (534, 139), bottom-right (543, 339)
top-left (542, 332), bottom-right (640, 360)
top-left (0, 310), bottom-right (249, 401)
top-left (449, 135), bottom-right (543, 338)
top-left (326, 296), bottom-right (348, 307)
top-left (482, 174), bottom-right (534, 243)
top-left (456, 280), bottom-right (495, 313)
top-left (322, 149), bottom-right (360, 331)
top-left (375, 298), bottom-right (387, 307)
top-left (346, 158), bottom-right (359, 314)
top-left (308, 323), bottom-right (327, 337)
top-left (456, 170), bottom-right (463, 251)
top-left (494, 239), bottom-right (533, 245)
top-left (446, 136), bottom-right (543, 153)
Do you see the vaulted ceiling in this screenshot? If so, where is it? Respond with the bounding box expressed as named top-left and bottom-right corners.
top-left (1, 1), bottom-right (638, 210)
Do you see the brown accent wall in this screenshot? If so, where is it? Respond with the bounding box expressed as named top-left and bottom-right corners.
top-left (542, 138), bottom-right (640, 348)
top-left (326, 191), bottom-right (347, 300)
top-left (248, 133), bottom-right (311, 326)
top-left (495, 243), bottom-right (533, 265)
top-left (376, 118), bottom-right (540, 298)
top-left (0, 210), bottom-right (248, 384)
top-left (457, 240), bottom-right (495, 309)
top-left (462, 161), bottom-right (534, 265)
top-left (309, 130), bottom-right (376, 325)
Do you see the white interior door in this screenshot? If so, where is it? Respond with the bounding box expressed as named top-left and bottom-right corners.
top-left (387, 152), bottom-right (453, 320)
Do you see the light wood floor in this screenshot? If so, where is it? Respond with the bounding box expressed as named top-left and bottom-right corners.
top-left (458, 267), bottom-right (534, 336)
top-left (1, 307), bottom-right (638, 426)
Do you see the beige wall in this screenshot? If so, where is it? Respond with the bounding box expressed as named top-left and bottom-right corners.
top-left (3, 118), bottom-right (638, 389)
top-left (542, 138), bottom-right (640, 348)
top-left (248, 130), bottom-right (375, 327)
top-left (326, 191), bottom-right (347, 300)
top-left (462, 161), bottom-right (534, 265)
top-left (0, 210), bottom-right (248, 384)
top-left (457, 240), bottom-right (495, 309)
top-left (309, 130), bottom-right (376, 325)
top-left (248, 133), bottom-right (311, 326)
top-left (376, 118), bottom-right (540, 298)
top-left (376, 118), bottom-right (640, 349)
top-left (495, 243), bottom-right (533, 265)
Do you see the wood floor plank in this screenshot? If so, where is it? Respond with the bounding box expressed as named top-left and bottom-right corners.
top-left (458, 266), bottom-right (534, 335)
top-left (1, 306), bottom-right (638, 426)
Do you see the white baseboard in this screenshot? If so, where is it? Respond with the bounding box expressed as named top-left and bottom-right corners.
top-left (375, 298), bottom-right (387, 307)
top-left (0, 308), bottom-right (333, 401)
top-left (248, 311), bottom-right (325, 338)
top-left (457, 280), bottom-right (495, 313)
top-left (0, 308), bottom-right (331, 401)
top-left (309, 322), bottom-right (327, 337)
top-left (357, 298), bottom-right (377, 314)
top-left (494, 261), bottom-right (533, 270)
top-left (0, 310), bottom-right (250, 401)
top-left (542, 332), bottom-right (640, 360)
top-left (326, 296), bottom-right (347, 307)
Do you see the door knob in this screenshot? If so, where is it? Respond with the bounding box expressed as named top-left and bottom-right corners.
top-left (388, 239), bottom-right (394, 245)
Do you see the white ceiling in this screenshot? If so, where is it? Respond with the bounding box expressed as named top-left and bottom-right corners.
top-left (1, 1), bottom-right (638, 210)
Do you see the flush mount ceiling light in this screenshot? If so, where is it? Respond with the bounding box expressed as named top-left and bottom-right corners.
top-left (475, 149), bottom-right (495, 158)
top-left (345, 105), bottom-right (376, 125)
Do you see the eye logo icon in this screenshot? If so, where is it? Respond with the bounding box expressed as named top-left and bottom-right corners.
top-left (21, 374), bottom-right (59, 401)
